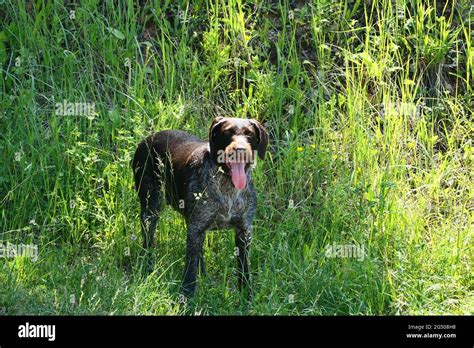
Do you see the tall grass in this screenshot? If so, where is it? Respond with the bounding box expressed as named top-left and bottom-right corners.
top-left (0, 0), bottom-right (472, 315)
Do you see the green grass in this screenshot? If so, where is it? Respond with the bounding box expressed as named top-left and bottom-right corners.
top-left (0, 0), bottom-right (472, 315)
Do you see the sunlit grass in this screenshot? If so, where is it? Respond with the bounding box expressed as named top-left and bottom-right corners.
top-left (0, 0), bottom-right (472, 315)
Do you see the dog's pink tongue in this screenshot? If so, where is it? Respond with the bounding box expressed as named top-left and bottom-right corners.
top-left (229, 163), bottom-right (246, 190)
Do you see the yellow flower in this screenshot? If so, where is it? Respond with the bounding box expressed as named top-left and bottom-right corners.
top-left (310, 144), bottom-right (316, 149)
top-left (297, 146), bottom-right (304, 152)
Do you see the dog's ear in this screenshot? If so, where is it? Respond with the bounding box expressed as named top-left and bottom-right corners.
top-left (250, 120), bottom-right (268, 160)
top-left (209, 117), bottom-right (226, 155)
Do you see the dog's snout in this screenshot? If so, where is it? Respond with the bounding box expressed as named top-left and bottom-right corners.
top-left (232, 135), bottom-right (251, 149)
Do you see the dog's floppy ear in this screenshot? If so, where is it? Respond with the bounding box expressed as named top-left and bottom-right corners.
top-left (250, 120), bottom-right (268, 160)
top-left (209, 117), bottom-right (226, 156)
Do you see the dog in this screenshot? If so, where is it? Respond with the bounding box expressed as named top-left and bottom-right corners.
top-left (132, 117), bottom-right (268, 296)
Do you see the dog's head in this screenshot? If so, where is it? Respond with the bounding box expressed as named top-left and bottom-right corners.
top-left (209, 117), bottom-right (268, 190)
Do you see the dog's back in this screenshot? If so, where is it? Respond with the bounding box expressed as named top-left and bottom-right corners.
top-left (132, 130), bottom-right (207, 211)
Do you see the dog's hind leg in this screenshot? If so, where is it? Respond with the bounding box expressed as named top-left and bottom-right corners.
top-left (139, 182), bottom-right (161, 274)
top-left (132, 142), bottom-right (163, 272)
top-left (139, 181), bottom-right (161, 250)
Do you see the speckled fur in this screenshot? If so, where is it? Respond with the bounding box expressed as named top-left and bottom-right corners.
top-left (132, 118), bottom-right (267, 297)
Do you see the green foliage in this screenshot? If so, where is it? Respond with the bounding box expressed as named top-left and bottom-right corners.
top-left (0, 0), bottom-right (472, 315)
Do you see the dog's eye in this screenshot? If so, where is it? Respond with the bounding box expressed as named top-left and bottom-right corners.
top-left (221, 129), bottom-right (233, 137)
top-left (243, 131), bottom-right (254, 139)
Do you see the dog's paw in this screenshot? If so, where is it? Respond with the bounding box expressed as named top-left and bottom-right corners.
top-left (181, 282), bottom-right (197, 298)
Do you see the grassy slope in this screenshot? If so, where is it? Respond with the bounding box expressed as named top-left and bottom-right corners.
top-left (0, 0), bottom-right (472, 315)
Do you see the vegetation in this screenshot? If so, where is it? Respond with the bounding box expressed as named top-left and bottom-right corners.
top-left (0, 0), bottom-right (472, 314)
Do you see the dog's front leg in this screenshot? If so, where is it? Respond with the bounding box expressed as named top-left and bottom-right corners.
top-left (182, 226), bottom-right (206, 297)
top-left (235, 228), bottom-right (252, 291)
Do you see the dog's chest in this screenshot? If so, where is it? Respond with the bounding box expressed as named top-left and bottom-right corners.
top-left (188, 167), bottom-right (252, 229)
top-left (215, 191), bottom-right (245, 224)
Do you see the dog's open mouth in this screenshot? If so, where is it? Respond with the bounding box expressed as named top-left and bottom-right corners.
top-left (226, 162), bottom-right (247, 190)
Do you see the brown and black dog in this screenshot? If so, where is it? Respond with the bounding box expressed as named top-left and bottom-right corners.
top-left (132, 117), bottom-right (268, 296)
